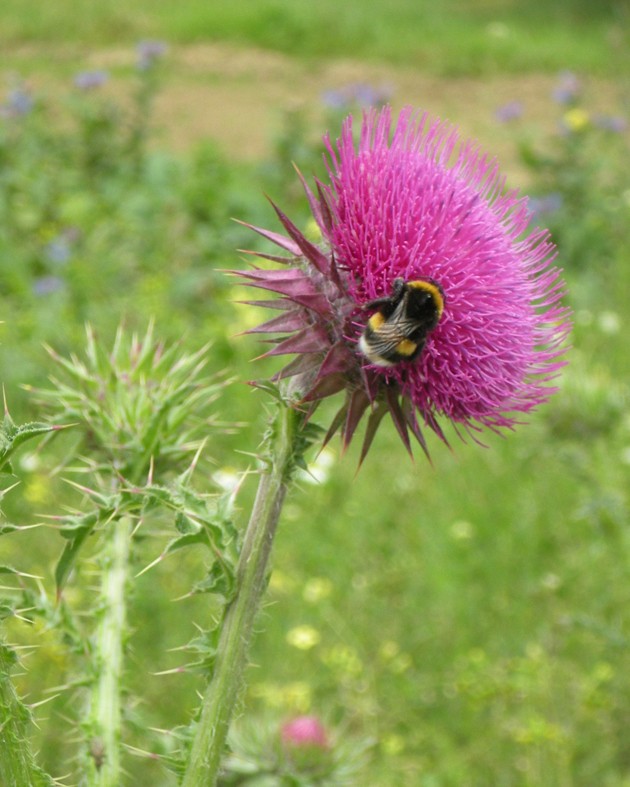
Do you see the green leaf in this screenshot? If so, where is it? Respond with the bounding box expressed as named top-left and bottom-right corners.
top-left (54, 527), bottom-right (93, 594)
top-left (53, 508), bottom-right (112, 593)
top-left (0, 411), bottom-right (58, 474)
top-left (174, 510), bottom-right (200, 535)
top-left (58, 509), bottom-right (102, 539)
top-left (250, 380), bottom-right (284, 402)
top-left (190, 561), bottom-right (235, 601)
top-left (164, 531), bottom-right (209, 554)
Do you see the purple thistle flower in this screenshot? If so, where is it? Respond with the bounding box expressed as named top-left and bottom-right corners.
top-left (237, 106), bottom-right (570, 460)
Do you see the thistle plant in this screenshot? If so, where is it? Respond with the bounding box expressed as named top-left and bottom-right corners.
top-left (182, 391), bottom-right (321, 786)
top-left (217, 713), bottom-right (372, 785)
top-left (237, 107), bottom-right (570, 454)
top-left (0, 636), bottom-right (55, 787)
top-left (1, 105), bottom-right (571, 786)
top-left (0, 406), bottom-right (60, 787)
top-left (184, 105), bottom-right (571, 784)
top-left (21, 325), bottom-right (233, 786)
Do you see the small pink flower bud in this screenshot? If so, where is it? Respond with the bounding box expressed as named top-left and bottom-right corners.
top-left (280, 715), bottom-right (329, 749)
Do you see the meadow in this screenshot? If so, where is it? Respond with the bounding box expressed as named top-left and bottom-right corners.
top-left (1, 1), bottom-right (629, 785)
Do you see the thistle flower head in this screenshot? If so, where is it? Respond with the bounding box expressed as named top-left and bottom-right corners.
top-left (280, 715), bottom-right (329, 750)
top-left (238, 106), bottom-right (570, 460)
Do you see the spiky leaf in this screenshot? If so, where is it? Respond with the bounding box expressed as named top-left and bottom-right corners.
top-left (0, 412), bottom-right (57, 474)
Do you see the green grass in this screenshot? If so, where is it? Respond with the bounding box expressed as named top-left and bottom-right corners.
top-left (254, 416), bottom-right (630, 784)
top-left (1, 0), bottom-right (628, 75)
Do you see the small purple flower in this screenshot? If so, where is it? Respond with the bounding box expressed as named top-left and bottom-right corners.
top-left (552, 70), bottom-right (581, 105)
top-left (238, 106), bottom-right (571, 459)
top-left (73, 70), bottom-right (109, 91)
top-left (528, 193), bottom-right (564, 223)
top-left (32, 276), bottom-right (65, 296)
top-left (494, 101), bottom-right (524, 123)
top-left (352, 82), bottom-right (393, 107)
top-left (136, 40), bottom-right (168, 71)
top-left (44, 228), bottom-right (79, 265)
top-left (322, 82), bottom-right (392, 111)
top-left (1, 86), bottom-right (34, 118)
top-left (593, 114), bottom-right (627, 133)
top-left (321, 89), bottom-right (349, 110)
top-left (44, 239), bottom-right (71, 265)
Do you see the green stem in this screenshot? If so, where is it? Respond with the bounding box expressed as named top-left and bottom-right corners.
top-left (0, 641), bottom-right (54, 787)
top-left (85, 515), bottom-right (132, 786)
top-left (182, 404), bottom-right (302, 787)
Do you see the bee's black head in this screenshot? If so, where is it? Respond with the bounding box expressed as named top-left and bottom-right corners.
top-left (404, 280), bottom-right (445, 327)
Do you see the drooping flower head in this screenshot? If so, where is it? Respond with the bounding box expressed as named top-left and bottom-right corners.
top-left (238, 106), bottom-right (570, 460)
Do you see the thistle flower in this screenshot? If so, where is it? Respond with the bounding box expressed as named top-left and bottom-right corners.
top-left (281, 715), bottom-right (329, 750)
top-left (238, 106), bottom-right (570, 460)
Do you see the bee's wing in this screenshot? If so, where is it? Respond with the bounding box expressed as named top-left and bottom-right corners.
top-left (367, 317), bottom-right (415, 353)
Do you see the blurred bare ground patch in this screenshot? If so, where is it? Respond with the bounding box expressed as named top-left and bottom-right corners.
top-left (5, 42), bottom-right (623, 186)
top-left (156, 46), bottom-right (621, 187)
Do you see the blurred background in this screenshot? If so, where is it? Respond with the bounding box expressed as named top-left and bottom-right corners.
top-left (1, 1), bottom-right (629, 784)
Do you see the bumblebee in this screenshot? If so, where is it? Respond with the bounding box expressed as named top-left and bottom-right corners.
top-left (358, 278), bottom-right (445, 367)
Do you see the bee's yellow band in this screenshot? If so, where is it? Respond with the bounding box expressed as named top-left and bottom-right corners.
top-left (395, 339), bottom-right (418, 357)
top-left (368, 312), bottom-right (386, 330)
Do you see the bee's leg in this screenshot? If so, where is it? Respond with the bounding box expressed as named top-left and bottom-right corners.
top-left (362, 295), bottom-right (394, 311)
top-left (391, 278), bottom-right (406, 297)
top-left (362, 278), bottom-right (406, 313)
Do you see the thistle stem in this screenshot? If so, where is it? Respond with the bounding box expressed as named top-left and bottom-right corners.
top-left (182, 404), bottom-right (302, 787)
top-left (86, 515), bottom-right (132, 786)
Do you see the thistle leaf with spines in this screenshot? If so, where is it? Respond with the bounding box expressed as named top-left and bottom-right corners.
top-left (0, 409), bottom-right (59, 475)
